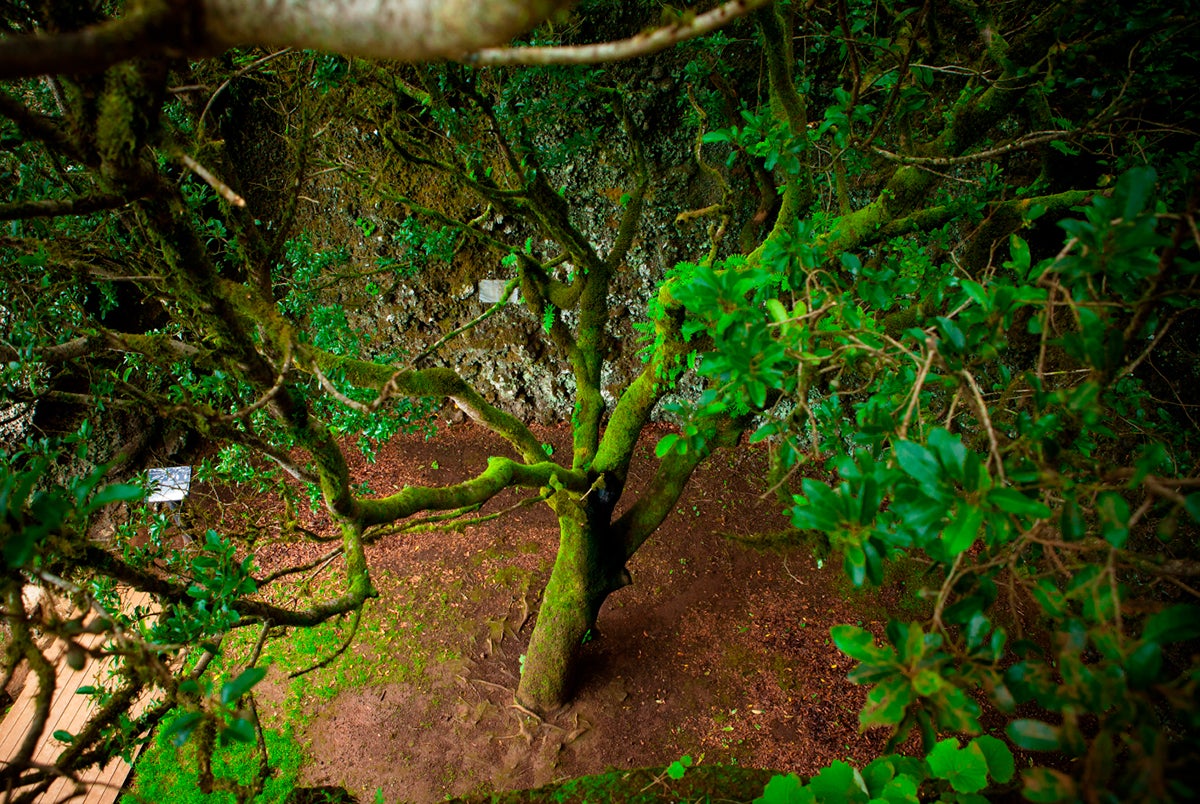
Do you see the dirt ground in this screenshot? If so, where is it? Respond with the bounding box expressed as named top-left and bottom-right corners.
top-left (214, 419), bottom-right (911, 803)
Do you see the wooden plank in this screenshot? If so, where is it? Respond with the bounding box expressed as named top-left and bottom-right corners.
top-left (0, 588), bottom-right (157, 804)
top-left (0, 638), bottom-right (67, 760)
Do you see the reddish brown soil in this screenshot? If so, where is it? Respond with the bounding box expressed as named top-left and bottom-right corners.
top-left (202, 420), bottom-right (908, 803)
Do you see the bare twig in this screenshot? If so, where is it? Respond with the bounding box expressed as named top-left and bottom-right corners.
top-left (960, 369), bottom-right (1006, 483)
top-left (873, 129), bottom-right (1077, 167)
top-left (218, 353), bottom-right (292, 422)
top-left (897, 338), bottom-right (937, 439)
top-left (465, 0), bottom-right (772, 66)
top-left (198, 48), bottom-right (293, 133)
top-left (179, 153), bottom-right (245, 207)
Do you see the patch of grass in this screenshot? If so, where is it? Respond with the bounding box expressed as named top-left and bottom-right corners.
top-left (126, 564), bottom-right (468, 801)
top-left (445, 764), bottom-right (777, 804)
top-left (122, 716), bottom-right (302, 804)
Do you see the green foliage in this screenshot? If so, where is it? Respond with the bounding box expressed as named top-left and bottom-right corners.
top-left (676, 168), bottom-right (1200, 801)
top-left (156, 529), bottom-right (258, 644)
top-left (4, 1), bottom-right (1200, 801)
top-left (123, 716), bottom-right (302, 804)
top-left (666, 754), bottom-right (693, 780)
top-left (703, 108), bottom-right (808, 176)
top-left (757, 737), bottom-right (1013, 803)
top-left (1, 429), bottom-right (144, 571)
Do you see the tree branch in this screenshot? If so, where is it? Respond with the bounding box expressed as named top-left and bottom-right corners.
top-left (0, 4), bottom-right (186, 81)
top-left (0, 0), bottom-right (574, 80)
top-left (355, 456), bottom-right (587, 526)
top-left (465, 0), bottom-right (773, 66)
top-left (0, 192), bottom-right (136, 221)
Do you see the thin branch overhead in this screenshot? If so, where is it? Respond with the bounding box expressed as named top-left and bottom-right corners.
top-left (464, 0), bottom-right (773, 66)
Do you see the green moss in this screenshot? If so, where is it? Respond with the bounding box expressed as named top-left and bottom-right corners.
top-left (122, 720), bottom-right (303, 804)
top-left (720, 529), bottom-right (814, 551)
top-left (445, 763), bottom-right (779, 803)
top-left (490, 565), bottom-right (528, 587)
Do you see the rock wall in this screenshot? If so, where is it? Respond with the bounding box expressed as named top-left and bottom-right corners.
top-left (282, 62), bottom-right (742, 425)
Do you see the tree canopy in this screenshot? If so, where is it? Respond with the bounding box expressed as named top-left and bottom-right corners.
top-left (2, 0), bottom-right (1199, 802)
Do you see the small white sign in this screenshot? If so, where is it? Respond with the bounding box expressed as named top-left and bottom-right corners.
top-left (478, 279), bottom-right (519, 305)
top-left (147, 466), bottom-right (192, 503)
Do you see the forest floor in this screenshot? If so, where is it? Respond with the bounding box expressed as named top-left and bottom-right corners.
top-left (179, 419), bottom-right (925, 804)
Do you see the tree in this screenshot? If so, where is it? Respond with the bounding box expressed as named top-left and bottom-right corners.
top-left (3, 0), bottom-right (1199, 802)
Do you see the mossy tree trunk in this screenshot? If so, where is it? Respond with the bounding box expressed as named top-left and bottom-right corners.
top-left (516, 484), bottom-right (630, 713)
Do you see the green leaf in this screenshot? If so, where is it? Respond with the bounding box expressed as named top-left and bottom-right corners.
top-left (943, 504), bottom-right (984, 555)
top-left (220, 666), bottom-right (267, 706)
top-left (87, 483), bottom-right (145, 511)
top-left (912, 669), bottom-right (944, 696)
top-left (667, 755), bottom-right (692, 780)
top-left (972, 735), bottom-right (1015, 784)
top-left (832, 625), bottom-right (888, 664)
top-left (2, 529), bottom-right (38, 570)
top-left (218, 717), bottom-right (256, 746)
top-left (928, 428), bottom-right (967, 479)
top-left (162, 712), bottom-right (204, 747)
top-left (876, 773), bottom-right (920, 804)
top-left (894, 442), bottom-right (941, 494)
top-left (1096, 492), bottom-right (1130, 548)
top-left (935, 317), bottom-right (966, 351)
top-left (1030, 580), bottom-right (1067, 619)
top-left (935, 685), bottom-right (982, 733)
top-left (756, 773), bottom-right (811, 804)
top-left (1020, 768), bottom-right (1077, 803)
top-left (860, 676), bottom-right (914, 729)
top-left (655, 434), bottom-right (680, 458)
top-left (1060, 498), bottom-right (1085, 541)
top-left (1185, 493), bottom-right (1200, 523)
top-left (961, 279), bottom-right (989, 309)
top-left (1127, 641), bottom-right (1162, 689)
top-left (1115, 166), bottom-right (1156, 220)
top-left (808, 760), bottom-right (869, 804)
top-left (766, 298), bottom-right (789, 325)
top-left (1143, 605), bottom-right (1200, 644)
top-left (989, 488), bottom-right (1051, 519)
top-left (1007, 235), bottom-right (1031, 277)
top-left (860, 757), bottom-right (896, 796)
top-left (927, 738), bottom-right (989, 793)
top-left (1007, 719), bottom-right (1060, 751)
top-left (52, 730), bottom-right (75, 743)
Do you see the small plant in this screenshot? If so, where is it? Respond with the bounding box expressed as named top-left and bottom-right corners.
top-left (666, 754), bottom-right (693, 780)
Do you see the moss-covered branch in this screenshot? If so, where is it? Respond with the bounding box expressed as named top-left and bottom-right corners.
top-left (356, 456), bottom-right (587, 526)
top-left (612, 414), bottom-right (747, 559)
top-left (754, 3), bottom-right (813, 239)
top-left (0, 192), bottom-right (136, 220)
top-left (593, 291), bottom-right (690, 485)
top-left (81, 546), bottom-right (373, 628)
top-left (868, 188), bottom-right (1096, 251)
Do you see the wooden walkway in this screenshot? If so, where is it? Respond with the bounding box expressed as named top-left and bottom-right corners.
top-left (1, 590), bottom-right (153, 804)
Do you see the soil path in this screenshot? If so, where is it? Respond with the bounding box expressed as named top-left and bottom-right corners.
top-left (237, 422), bottom-right (903, 803)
